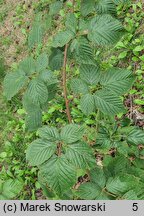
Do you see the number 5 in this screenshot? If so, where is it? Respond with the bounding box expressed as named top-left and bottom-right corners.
top-left (132, 203), bottom-right (138, 211)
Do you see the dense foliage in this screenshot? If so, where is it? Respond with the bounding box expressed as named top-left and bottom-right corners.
top-left (1, 0), bottom-right (144, 200)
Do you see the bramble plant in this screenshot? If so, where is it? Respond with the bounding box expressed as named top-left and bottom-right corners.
top-left (3, 0), bottom-right (144, 200)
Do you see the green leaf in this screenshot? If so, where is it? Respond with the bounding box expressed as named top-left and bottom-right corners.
top-left (49, 1), bottom-right (62, 16)
top-left (90, 167), bottom-right (106, 188)
top-left (26, 78), bottom-right (48, 106)
top-left (95, 0), bottom-right (116, 15)
top-left (70, 37), bottom-right (94, 64)
top-left (100, 68), bottom-right (135, 95)
top-left (26, 139), bottom-right (57, 166)
top-left (19, 56), bottom-right (35, 75)
top-left (113, 0), bottom-right (130, 4)
top-left (28, 14), bottom-right (45, 48)
top-left (2, 179), bottom-right (23, 199)
top-left (106, 175), bottom-right (139, 195)
top-left (133, 45), bottom-right (143, 52)
top-left (70, 78), bottom-right (89, 94)
top-left (36, 53), bottom-right (48, 72)
top-left (52, 30), bottom-right (75, 48)
top-left (76, 182), bottom-right (101, 199)
top-left (118, 51), bottom-right (127, 59)
top-left (88, 15), bottom-right (124, 46)
top-left (113, 155), bottom-right (130, 175)
top-left (96, 127), bottom-right (111, 148)
top-left (65, 142), bottom-right (95, 169)
top-left (0, 195), bottom-right (7, 200)
top-left (139, 55), bottom-right (144, 61)
top-left (80, 0), bottom-right (95, 16)
top-left (94, 90), bottom-right (125, 115)
top-left (47, 83), bottom-right (57, 101)
top-left (45, 15), bottom-right (52, 29)
top-left (134, 99), bottom-right (144, 105)
top-left (0, 180), bottom-right (3, 194)
top-left (49, 48), bottom-right (63, 71)
top-left (60, 124), bottom-right (84, 144)
top-left (23, 92), bottom-right (39, 112)
top-left (3, 70), bottom-right (28, 100)
top-left (40, 155), bottom-right (77, 195)
top-left (25, 109), bottom-right (42, 131)
top-left (128, 166), bottom-right (144, 182)
top-left (127, 128), bottom-right (144, 145)
top-left (23, 93), bottom-right (43, 131)
top-left (122, 190), bottom-right (138, 200)
top-left (80, 64), bottom-right (100, 85)
top-left (106, 177), bottom-right (128, 195)
top-left (65, 13), bottom-right (77, 33)
top-left (38, 126), bottom-right (60, 141)
top-left (80, 94), bottom-right (95, 115)
top-left (96, 192), bottom-right (112, 200)
top-left (79, 18), bottom-right (89, 32)
top-left (38, 70), bottom-right (58, 85)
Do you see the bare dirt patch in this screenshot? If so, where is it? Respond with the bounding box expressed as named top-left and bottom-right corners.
top-left (0, 0), bottom-right (37, 66)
